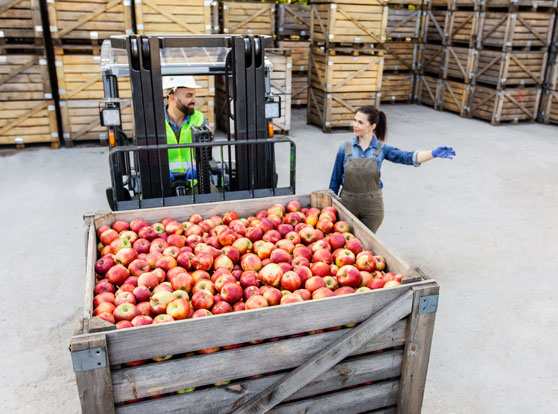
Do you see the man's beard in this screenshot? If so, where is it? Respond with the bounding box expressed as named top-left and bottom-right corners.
top-left (177, 101), bottom-right (195, 116)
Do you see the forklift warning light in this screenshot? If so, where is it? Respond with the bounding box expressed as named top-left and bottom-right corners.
top-left (101, 108), bottom-right (122, 127)
top-left (265, 101), bottom-right (280, 119)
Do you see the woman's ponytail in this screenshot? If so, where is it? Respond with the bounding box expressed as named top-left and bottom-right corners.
top-left (356, 105), bottom-right (388, 141)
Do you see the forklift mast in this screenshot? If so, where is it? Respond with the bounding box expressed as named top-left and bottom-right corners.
top-left (100, 35), bottom-right (295, 211)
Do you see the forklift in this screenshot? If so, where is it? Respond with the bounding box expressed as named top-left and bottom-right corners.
top-left (98, 34), bottom-right (296, 211)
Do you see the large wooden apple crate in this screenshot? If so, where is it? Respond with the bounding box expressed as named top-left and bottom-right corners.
top-left (46, 0), bottom-right (133, 42)
top-left (469, 85), bottom-right (541, 124)
top-left (220, 1), bottom-right (275, 36)
top-left (0, 0), bottom-right (42, 39)
top-left (276, 3), bottom-right (311, 40)
top-left (420, 44), bottom-right (477, 83)
top-left (381, 73), bottom-right (416, 103)
top-left (382, 41), bottom-right (420, 73)
top-left (0, 48), bottom-right (59, 148)
top-left (267, 49), bottom-right (292, 135)
top-left (134, 0), bottom-right (211, 35)
top-left (538, 88), bottom-right (558, 124)
top-left (422, 7), bottom-right (480, 48)
top-left (414, 75), bottom-right (439, 107)
top-left (310, 1), bottom-right (388, 48)
top-left (386, 4), bottom-right (423, 41)
top-left (71, 191), bottom-right (439, 413)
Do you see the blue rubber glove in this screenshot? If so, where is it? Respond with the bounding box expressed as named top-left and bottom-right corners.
top-left (185, 165), bottom-right (197, 180)
top-left (432, 146), bottom-right (456, 159)
top-left (169, 170), bottom-right (175, 181)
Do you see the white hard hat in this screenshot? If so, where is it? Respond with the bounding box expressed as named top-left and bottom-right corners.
top-left (162, 75), bottom-right (201, 91)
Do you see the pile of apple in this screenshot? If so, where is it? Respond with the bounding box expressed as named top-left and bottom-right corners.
top-left (93, 201), bottom-right (404, 329)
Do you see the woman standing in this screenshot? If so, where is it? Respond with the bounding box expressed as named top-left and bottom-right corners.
top-left (329, 105), bottom-right (455, 233)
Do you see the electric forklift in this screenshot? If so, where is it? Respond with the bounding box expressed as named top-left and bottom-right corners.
top-left (99, 34), bottom-right (296, 211)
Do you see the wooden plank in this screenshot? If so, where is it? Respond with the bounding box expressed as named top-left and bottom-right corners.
top-left (231, 290), bottom-right (414, 413)
top-left (397, 283), bottom-right (440, 413)
top-left (83, 215), bottom-right (97, 332)
top-left (111, 320), bottom-right (408, 402)
top-left (221, 1), bottom-right (274, 35)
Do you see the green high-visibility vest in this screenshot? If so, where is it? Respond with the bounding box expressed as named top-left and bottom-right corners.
top-left (166, 110), bottom-right (205, 173)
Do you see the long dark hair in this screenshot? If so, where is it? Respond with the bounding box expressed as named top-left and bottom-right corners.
top-left (356, 105), bottom-right (387, 141)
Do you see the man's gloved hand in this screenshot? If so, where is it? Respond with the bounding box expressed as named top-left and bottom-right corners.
top-left (185, 165), bottom-right (197, 180)
top-left (169, 170), bottom-right (175, 181)
top-left (432, 146), bottom-right (456, 159)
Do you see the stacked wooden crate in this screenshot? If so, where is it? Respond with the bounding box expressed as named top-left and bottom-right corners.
top-left (416, 0), bottom-right (479, 117)
top-left (267, 48), bottom-right (293, 134)
top-left (220, 0), bottom-right (275, 35)
top-left (382, 0), bottom-right (424, 103)
top-left (48, 0), bottom-right (134, 144)
top-left (276, 3), bottom-right (311, 107)
top-left (470, 0), bottom-right (555, 124)
top-left (539, 7), bottom-right (558, 124)
top-left (307, 0), bottom-right (387, 132)
top-left (0, 1), bottom-right (59, 148)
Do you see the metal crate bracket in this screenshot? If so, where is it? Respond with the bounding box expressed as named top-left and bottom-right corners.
top-left (71, 347), bottom-right (107, 372)
top-left (418, 294), bottom-right (439, 315)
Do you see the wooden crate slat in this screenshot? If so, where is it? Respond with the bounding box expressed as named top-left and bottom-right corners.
top-left (276, 40), bottom-right (310, 73)
top-left (221, 1), bottom-right (274, 35)
top-left (381, 73), bottom-right (415, 102)
top-left (470, 85), bottom-right (540, 123)
top-left (292, 74), bottom-right (308, 106)
top-left (386, 7), bottom-right (422, 40)
top-left (414, 75), bottom-right (440, 107)
top-left (111, 321), bottom-right (408, 402)
top-left (135, 0), bottom-right (210, 35)
top-left (0, 0), bottom-right (42, 38)
top-left (382, 41), bottom-right (419, 72)
top-left (437, 78), bottom-right (471, 116)
top-left (277, 3), bottom-right (311, 38)
top-left (539, 89), bottom-right (558, 124)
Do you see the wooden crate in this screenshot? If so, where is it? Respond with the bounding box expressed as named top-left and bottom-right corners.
top-left (538, 89), bottom-right (558, 124)
top-left (135, 0), bottom-right (211, 35)
top-left (276, 40), bottom-right (310, 73)
top-left (476, 11), bottom-right (555, 49)
top-left (425, 0), bottom-right (478, 8)
top-left (437, 78), bottom-right (471, 115)
top-left (0, 51), bottom-right (59, 147)
top-left (479, 0), bottom-right (558, 9)
top-left (386, 4), bottom-right (423, 41)
top-left (71, 192), bottom-right (439, 413)
top-left (419, 43), bottom-right (444, 76)
top-left (382, 41), bottom-right (419, 72)
top-left (381, 73), bottom-right (415, 102)
top-left (267, 49), bottom-right (292, 134)
top-left (543, 51), bottom-right (557, 89)
top-left (309, 47), bottom-right (384, 94)
top-left (292, 74), bottom-right (308, 106)
top-left (308, 87), bottom-right (381, 131)
top-left (48, 0), bottom-right (133, 41)
top-left (277, 3), bottom-right (311, 39)
top-left (0, 0), bottom-right (42, 39)
top-left (310, 2), bottom-right (388, 47)
top-left (469, 85), bottom-right (541, 124)
top-left (422, 8), bottom-right (479, 47)
top-left (421, 44), bottom-right (476, 82)
top-left (414, 74), bottom-right (440, 107)
top-left (474, 49), bottom-right (547, 87)
top-left (221, 1), bottom-right (275, 35)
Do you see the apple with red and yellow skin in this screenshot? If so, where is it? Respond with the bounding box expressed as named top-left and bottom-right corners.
top-left (334, 286), bottom-right (355, 296)
top-left (258, 263), bottom-right (283, 287)
top-left (184, 224), bottom-right (203, 237)
top-left (221, 246), bottom-right (241, 264)
top-left (119, 230), bottom-right (138, 245)
top-left (171, 272), bottom-right (194, 293)
top-left (293, 245), bottom-right (312, 261)
top-left (97, 311), bottom-right (116, 325)
top-left (384, 280), bottom-right (401, 289)
top-left (356, 287), bottom-right (371, 293)
top-left (97, 225), bottom-right (111, 238)
top-left (128, 259), bottom-right (150, 277)
top-left (337, 265), bottom-right (362, 288)
top-left (299, 227), bottom-right (317, 244)
top-left (323, 276), bottom-right (339, 291)
top-left (359, 271), bottom-right (374, 288)
top-left (305, 276), bottom-right (326, 293)
top-left (150, 290), bottom-right (175, 314)
top-left (245, 226), bottom-right (264, 243)
top-left (106, 264), bottom-right (130, 286)
top-left (138, 226), bottom-right (157, 241)
top-left (316, 218), bottom-right (334, 234)
top-left (186, 235), bottom-right (203, 250)
top-left (195, 219), bottom-right (212, 234)
top-left (211, 301), bottom-right (233, 315)
top-left (116, 283), bottom-right (135, 295)
top-left (191, 290), bottom-right (214, 310)
top-left (218, 229), bottom-right (238, 246)
top-left (133, 285), bottom-right (151, 302)
top-left (192, 309), bottom-right (212, 318)
top-left (221, 282), bottom-right (244, 304)
top-left (161, 218), bottom-right (175, 227)
top-left (262, 230), bottom-right (281, 244)
top-left (114, 247), bottom-right (138, 267)
top-left (191, 252), bottom-right (213, 271)
top-left (330, 264), bottom-right (339, 276)
top-left (163, 246), bottom-right (180, 259)
top-left (345, 238), bottom-right (364, 255)
top-left (193, 279), bottom-right (216, 295)
top-left (229, 220), bottom-right (247, 236)
top-left (240, 253), bottom-right (262, 272)
top-left (293, 266), bottom-right (312, 286)
top-left (240, 271), bottom-right (260, 288)
top-left (280, 292), bottom-right (304, 305)
top-left (291, 288), bottom-right (309, 301)
top-left (372, 255), bottom-right (386, 271)
top-left (245, 295), bottom-right (269, 310)
top-left (277, 261), bottom-right (292, 273)
top-left (114, 291), bottom-right (136, 306)
top-left (150, 238), bottom-right (169, 254)
top-left (189, 213), bottom-right (203, 224)
top-left (367, 277), bottom-right (386, 290)
top-left (310, 261), bottom-right (330, 277)
top-left (286, 200), bottom-right (301, 212)
top-left (215, 274), bottom-right (237, 292)
top-left (312, 287), bottom-right (335, 300)
top-left (327, 232), bottom-right (345, 250)
top-left (145, 252), bottom-right (162, 269)
top-left (312, 249), bottom-right (333, 264)
top-left (262, 287), bottom-right (282, 306)
top-left (333, 221), bottom-right (350, 233)
top-left (133, 238), bottom-right (151, 254)
top-left (243, 286), bottom-right (261, 301)
top-left (167, 234), bottom-right (186, 248)
top-left (335, 249), bottom-right (355, 267)
top-left (213, 255), bottom-right (234, 273)
top-left (152, 314), bottom-right (174, 324)
top-left (100, 229), bottom-right (119, 246)
top-left (153, 282), bottom-right (173, 294)
top-left (172, 290), bottom-right (188, 300)
top-left (110, 237), bottom-right (132, 254)
top-left (281, 271), bottom-right (301, 291)
top-left (136, 301), bottom-right (153, 317)
top-left (166, 298), bottom-right (191, 320)
top-left (191, 270), bottom-right (211, 283)
top-left (211, 268), bottom-right (232, 283)
top-left (269, 248), bottom-right (292, 265)
top-left (232, 238), bottom-right (252, 255)
top-left (232, 302), bottom-right (245, 312)
top-left (166, 266), bottom-right (186, 283)
top-left (115, 321), bottom-right (135, 331)
top-left (137, 272), bottom-right (158, 289)
top-left (176, 251), bottom-right (193, 269)
top-left (277, 222), bottom-right (294, 238)
top-left (285, 231), bottom-right (301, 245)
top-left (292, 256), bottom-right (310, 269)
top-left (304, 215), bottom-right (318, 227)
top-left (95, 256), bottom-right (115, 275)
top-left (254, 241), bottom-right (275, 260)
top-left (152, 222), bottom-right (165, 235)
top-left (355, 250), bottom-right (376, 272)
top-left (100, 245), bottom-right (112, 256)
top-left (222, 210), bottom-right (239, 226)
top-left (114, 303), bottom-right (139, 322)
top-left (312, 239), bottom-right (331, 253)
top-left (132, 315), bottom-right (153, 327)
top-left (123, 276), bottom-right (138, 287)
top-left (152, 268), bottom-right (166, 284)
top-left (94, 280), bottom-right (115, 295)
top-left (155, 255), bottom-right (177, 272)
top-left (165, 221), bottom-right (183, 235)
top-left (94, 302), bottom-right (115, 316)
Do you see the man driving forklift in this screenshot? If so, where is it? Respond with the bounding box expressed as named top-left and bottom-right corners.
top-left (163, 75), bottom-right (206, 187)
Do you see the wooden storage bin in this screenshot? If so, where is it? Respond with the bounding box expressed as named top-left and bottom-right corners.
top-left (386, 4), bottom-right (423, 41)
top-left (309, 47), bottom-right (384, 94)
top-left (0, 51), bottom-right (59, 147)
top-left (277, 3), bottom-right (311, 39)
top-left (292, 74), bottom-right (309, 106)
top-left (469, 85), bottom-right (541, 124)
top-left (480, 0), bottom-right (558, 9)
top-left (543, 51), bottom-right (557, 90)
top-left (48, 0), bottom-right (133, 41)
top-left (267, 49), bottom-right (292, 134)
top-left (135, 0), bottom-right (211, 35)
top-left (422, 45), bottom-right (476, 82)
top-left (71, 192), bottom-right (439, 413)
top-left (310, 2), bottom-right (388, 47)
top-left (477, 11), bottom-right (555, 49)
top-left (0, 0), bottom-right (42, 39)
top-left (419, 43), bottom-right (444, 76)
top-left (276, 40), bottom-right (310, 73)
top-left (220, 1), bottom-right (275, 35)
top-left (381, 73), bottom-right (415, 102)
top-left (538, 89), bottom-right (558, 124)
top-left (382, 41), bottom-right (419, 72)
top-left (423, 8), bottom-right (479, 47)
top-left (474, 49), bottom-right (547, 87)
top-left (308, 87), bottom-right (381, 131)
top-left (414, 75), bottom-right (439, 107)
top-left (437, 78), bottom-right (471, 115)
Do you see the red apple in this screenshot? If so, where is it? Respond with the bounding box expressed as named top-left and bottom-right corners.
top-left (191, 270), bottom-right (211, 283)
top-left (373, 255), bottom-right (386, 271)
top-left (262, 287), bottom-right (282, 306)
top-left (132, 315), bottom-right (153, 327)
top-left (113, 303), bottom-right (139, 322)
top-left (335, 249), bottom-right (355, 267)
top-left (138, 226), bottom-right (157, 241)
top-left (221, 282), bottom-right (243, 304)
top-left (240, 253), bottom-right (262, 272)
top-left (137, 272), bottom-right (159, 290)
top-left (281, 271), bottom-right (301, 291)
top-left (240, 271), bottom-right (260, 288)
top-left (312, 287), bottom-right (334, 300)
top-left (150, 290), bottom-right (174, 314)
top-left (312, 249), bottom-right (333, 264)
top-left (337, 265), bottom-right (362, 288)
top-left (383, 280), bottom-right (401, 289)
top-left (136, 301), bottom-right (153, 317)
top-left (258, 263), bottom-right (283, 287)
top-left (192, 309), bottom-right (212, 318)
top-left (345, 238), bottom-right (364, 255)
top-left (280, 292), bottom-right (304, 304)
top-left (94, 280), bottom-right (115, 295)
top-left (233, 302), bottom-right (246, 312)
top-left (150, 238), bottom-right (169, 254)
top-left (310, 261), bottom-right (330, 277)
top-left (212, 301), bottom-right (233, 314)
top-left (191, 290), bottom-right (214, 310)
top-left (334, 286), bottom-right (355, 296)
top-left (293, 245), bottom-right (312, 260)
top-left (286, 200), bottom-right (301, 212)
top-left (93, 291), bottom-right (115, 308)
top-left (114, 291), bottom-right (136, 306)
top-left (100, 229), bottom-right (119, 246)
top-left (152, 314), bottom-right (174, 324)
top-left (243, 286), bottom-right (261, 301)
top-left (110, 237), bottom-right (131, 254)
top-left (133, 285), bottom-right (151, 302)
top-left (176, 251), bottom-right (193, 269)
top-left (333, 221), bottom-right (350, 233)
top-left (106, 264), bottom-right (130, 286)
top-left (171, 272), bottom-right (194, 293)
top-left (293, 289), bottom-right (311, 301)
top-left (95, 256), bottom-right (115, 275)
top-left (214, 255), bottom-right (234, 272)
top-left (94, 302), bottom-right (116, 316)
top-left (323, 275), bottom-right (339, 290)
top-left (97, 312), bottom-right (116, 325)
top-left (165, 221), bottom-right (184, 235)
top-left (116, 320), bottom-right (134, 329)
top-left (166, 298), bottom-right (191, 320)
top-left (292, 256), bottom-right (310, 269)
top-left (96, 225), bottom-right (111, 238)
top-left (152, 268), bottom-right (166, 284)
top-left (305, 276), bottom-right (326, 293)
top-left (215, 274), bottom-right (237, 292)
top-left (285, 231), bottom-right (301, 244)
top-left (128, 259), bottom-right (150, 277)
top-left (359, 271), bottom-right (374, 288)
top-left (245, 295), bottom-right (269, 310)
top-left (293, 266), bottom-right (312, 286)
top-left (193, 279), bottom-right (216, 295)
top-left (153, 282), bottom-right (173, 294)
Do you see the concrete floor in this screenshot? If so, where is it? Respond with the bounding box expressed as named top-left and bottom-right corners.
top-left (1, 105), bottom-right (557, 413)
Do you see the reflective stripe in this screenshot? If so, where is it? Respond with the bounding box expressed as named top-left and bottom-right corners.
top-left (169, 162), bottom-right (183, 171)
